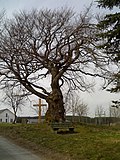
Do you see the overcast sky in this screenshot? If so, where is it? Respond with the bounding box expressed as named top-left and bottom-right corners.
top-left (0, 0), bottom-right (94, 11)
top-left (0, 0), bottom-right (110, 16)
top-left (0, 0), bottom-right (119, 117)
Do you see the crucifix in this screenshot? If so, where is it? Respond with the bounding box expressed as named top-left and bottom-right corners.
top-left (33, 99), bottom-right (47, 123)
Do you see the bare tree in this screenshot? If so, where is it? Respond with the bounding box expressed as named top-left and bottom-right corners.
top-left (0, 8), bottom-right (109, 122)
top-left (65, 93), bottom-right (80, 118)
top-left (2, 85), bottom-right (27, 123)
top-left (95, 105), bottom-right (106, 125)
top-left (65, 93), bottom-right (88, 122)
top-left (75, 101), bottom-right (88, 122)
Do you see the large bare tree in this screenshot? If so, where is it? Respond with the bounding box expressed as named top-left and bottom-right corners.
top-left (0, 8), bottom-right (109, 122)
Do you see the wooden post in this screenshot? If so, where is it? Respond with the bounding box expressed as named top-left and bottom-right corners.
top-left (33, 99), bottom-right (47, 123)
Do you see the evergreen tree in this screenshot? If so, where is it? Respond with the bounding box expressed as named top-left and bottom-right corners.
top-left (97, 0), bottom-right (120, 9)
top-left (97, 0), bottom-right (120, 92)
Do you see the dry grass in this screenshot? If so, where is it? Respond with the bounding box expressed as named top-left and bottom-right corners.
top-left (0, 123), bottom-right (120, 160)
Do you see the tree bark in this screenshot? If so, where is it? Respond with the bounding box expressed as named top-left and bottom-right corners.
top-left (45, 67), bottom-right (65, 122)
top-left (45, 88), bottom-right (65, 122)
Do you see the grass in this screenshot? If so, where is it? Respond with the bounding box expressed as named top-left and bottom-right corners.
top-left (0, 123), bottom-right (120, 160)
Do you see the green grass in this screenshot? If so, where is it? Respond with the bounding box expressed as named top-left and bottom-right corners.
top-left (0, 123), bottom-right (120, 160)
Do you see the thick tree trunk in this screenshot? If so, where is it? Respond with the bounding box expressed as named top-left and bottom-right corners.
top-left (45, 88), bottom-right (65, 122)
top-left (45, 66), bottom-right (65, 122)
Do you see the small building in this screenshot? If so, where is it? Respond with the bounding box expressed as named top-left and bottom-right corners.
top-left (0, 109), bottom-right (15, 123)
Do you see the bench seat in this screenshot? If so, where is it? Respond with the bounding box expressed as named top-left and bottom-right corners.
top-left (51, 122), bottom-right (74, 132)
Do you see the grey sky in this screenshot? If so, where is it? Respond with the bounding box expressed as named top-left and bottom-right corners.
top-left (0, 0), bottom-right (109, 17)
top-left (0, 0), bottom-right (119, 117)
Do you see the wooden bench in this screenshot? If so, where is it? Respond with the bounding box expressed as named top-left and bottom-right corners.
top-left (51, 122), bottom-right (74, 133)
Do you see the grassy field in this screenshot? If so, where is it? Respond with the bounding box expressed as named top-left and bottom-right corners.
top-left (0, 123), bottom-right (120, 160)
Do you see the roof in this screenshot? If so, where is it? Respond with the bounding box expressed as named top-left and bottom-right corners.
top-left (0, 109), bottom-right (14, 114)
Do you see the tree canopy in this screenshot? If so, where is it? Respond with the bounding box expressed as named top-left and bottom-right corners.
top-left (0, 8), bottom-right (111, 121)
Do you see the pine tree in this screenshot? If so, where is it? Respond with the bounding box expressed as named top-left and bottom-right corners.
top-left (97, 0), bottom-right (120, 92)
top-left (97, 0), bottom-right (120, 9)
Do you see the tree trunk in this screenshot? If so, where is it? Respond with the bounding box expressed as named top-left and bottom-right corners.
top-left (45, 88), bottom-right (65, 122)
top-left (45, 66), bottom-right (65, 122)
top-left (13, 113), bottom-right (17, 124)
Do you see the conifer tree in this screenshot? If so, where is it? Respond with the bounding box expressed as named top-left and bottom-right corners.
top-left (97, 0), bottom-right (120, 92)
